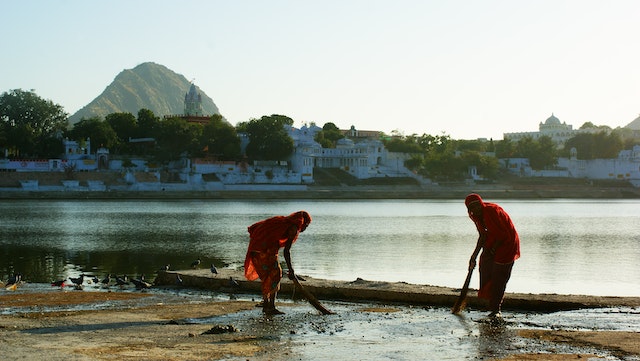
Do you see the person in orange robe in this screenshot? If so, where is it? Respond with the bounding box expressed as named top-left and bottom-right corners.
top-left (465, 194), bottom-right (520, 318)
top-left (244, 211), bottom-right (312, 315)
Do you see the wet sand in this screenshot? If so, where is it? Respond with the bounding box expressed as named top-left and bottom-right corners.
top-left (1, 273), bottom-right (638, 361)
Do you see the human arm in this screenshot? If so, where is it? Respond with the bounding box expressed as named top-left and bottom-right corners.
top-left (468, 233), bottom-right (486, 271)
top-left (283, 224), bottom-right (298, 280)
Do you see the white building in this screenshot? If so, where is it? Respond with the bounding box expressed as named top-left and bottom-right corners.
top-left (286, 124), bottom-right (415, 181)
top-left (504, 114), bottom-right (602, 148)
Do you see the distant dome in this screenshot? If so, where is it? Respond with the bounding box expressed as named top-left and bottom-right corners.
top-left (545, 114), bottom-right (561, 125)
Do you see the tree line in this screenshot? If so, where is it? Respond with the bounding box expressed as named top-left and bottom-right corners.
top-left (1, 89), bottom-right (638, 181)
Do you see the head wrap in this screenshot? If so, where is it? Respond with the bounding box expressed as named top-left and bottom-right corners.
top-left (465, 193), bottom-right (483, 207)
top-left (289, 210), bottom-right (312, 228)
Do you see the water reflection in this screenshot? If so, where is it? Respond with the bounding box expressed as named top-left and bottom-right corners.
top-left (1, 199), bottom-right (639, 296)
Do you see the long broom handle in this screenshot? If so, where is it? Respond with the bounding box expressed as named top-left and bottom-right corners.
top-left (451, 267), bottom-right (474, 314)
top-left (291, 276), bottom-right (335, 315)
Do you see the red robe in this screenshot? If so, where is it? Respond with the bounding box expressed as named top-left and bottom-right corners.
top-left (244, 211), bottom-right (309, 297)
top-left (469, 201), bottom-right (520, 299)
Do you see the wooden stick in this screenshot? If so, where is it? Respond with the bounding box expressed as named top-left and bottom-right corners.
top-left (290, 276), bottom-right (335, 315)
top-left (451, 268), bottom-right (474, 314)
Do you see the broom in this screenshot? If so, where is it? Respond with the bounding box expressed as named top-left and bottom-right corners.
top-left (290, 275), bottom-right (334, 315)
top-left (451, 267), bottom-right (474, 314)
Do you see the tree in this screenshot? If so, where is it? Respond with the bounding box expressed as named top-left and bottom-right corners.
top-left (511, 136), bottom-right (557, 170)
top-left (245, 115), bottom-right (294, 160)
top-left (495, 138), bottom-right (516, 158)
top-left (136, 108), bottom-right (160, 138)
top-left (68, 117), bottom-right (119, 150)
top-left (0, 89), bottom-right (68, 158)
top-left (201, 114), bottom-right (241, 160)
top-left (154, 117), bottom-right (202, 162)
top-left (563, 132), bottom-right (623, 160)
top-left (105, 112), bottom-right (138, 154)
top-left (314, 122), bottom-right (344, 148)
top-left (383, 134), bottom-right (423, 153)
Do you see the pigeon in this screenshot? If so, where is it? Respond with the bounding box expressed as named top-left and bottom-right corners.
top-left (69, 274), bottom-right (84, 287)
top-left (101, 274), bottom-right (111, 286)
top-left (5, 273), bottom-right (22, 290)
top-left (115, 275), bottom-right (129, 287)
top-left (6, 273), bottom-right (22, 286)
top-left (210, 264), bottom-right (218, 275)
top-left (131, 275), bottom-right (152, 289)
top-left (190, 258), bottom-right (201, 269)
top-left (51, 279), bottom-right (68, 288)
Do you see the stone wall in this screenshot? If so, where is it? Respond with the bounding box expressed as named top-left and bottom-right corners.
top-left (0, 171), bottom-right (123, 187)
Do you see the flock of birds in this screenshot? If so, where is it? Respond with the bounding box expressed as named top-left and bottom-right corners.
top-left (2, 258), bottom-right (237, 292)
top-left (50, 273), bottom-right (153, 290)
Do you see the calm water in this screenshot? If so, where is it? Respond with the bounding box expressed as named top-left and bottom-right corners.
top-left (1, 199), bottom-right (639, 297)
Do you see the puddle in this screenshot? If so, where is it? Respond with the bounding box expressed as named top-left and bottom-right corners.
top-left (190, 300), bottom-right (640, 361)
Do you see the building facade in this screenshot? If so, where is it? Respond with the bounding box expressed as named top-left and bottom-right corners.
top-left (504, 114), bottom-right (602, 147)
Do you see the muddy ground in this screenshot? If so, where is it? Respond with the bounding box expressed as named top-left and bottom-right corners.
top-left (0, 289), bottom-right (638, 361)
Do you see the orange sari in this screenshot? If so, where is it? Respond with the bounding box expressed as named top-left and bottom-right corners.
top-left (244, 211), bottom-right (310, 298)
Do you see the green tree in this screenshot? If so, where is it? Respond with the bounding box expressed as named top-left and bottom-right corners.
top-left (68, 117), bottom-right (119, 150)
top-left (383, 134), bottom-right (423, 153)
top-left (495, 138), bottom-right (516, 158)
top-left (245, 114), bottom-right (294, 160)
top-left (154, 117), bottom-right (202, 161)
top-left (314, 122), bottom-right (344, 148)
top-left (105, 112), bottom-right (138, 154)
top-left (201, 114), bottom-right (241, 160)
top-left (0, 89), bottom-right (68, 158)
top-left (106, 112), bottom-right (137, 139)
top-left (512, 136), bottom-right (557, 170)
top-left (563, 132), bottom-right (623, 160)
top-left (136, 108), bottom-right (160, 138)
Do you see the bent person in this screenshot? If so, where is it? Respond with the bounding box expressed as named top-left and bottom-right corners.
top-left (244, 211), bottom-right (312, 315)
top-left (465, 194), bottom-right (520, 318)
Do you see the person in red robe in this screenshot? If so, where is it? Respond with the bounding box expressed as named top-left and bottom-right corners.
top-left (244, 211), bottom-right (312, 315)
top-left (465, 194), bottom-right (520, 318)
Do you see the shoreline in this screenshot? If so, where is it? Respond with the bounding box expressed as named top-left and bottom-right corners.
top-left (1, 278), bottom-right (638, 360)
top-left (1, 185), bottom-right (639, 200)
top-left (155, 269), bottom-right (640, 311)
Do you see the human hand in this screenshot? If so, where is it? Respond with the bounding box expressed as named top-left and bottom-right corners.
top-left (287, 271), bottom-right (296, 280)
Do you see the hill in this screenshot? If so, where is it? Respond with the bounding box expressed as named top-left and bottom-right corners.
top-left (68, 62), bottom-right (221, 124)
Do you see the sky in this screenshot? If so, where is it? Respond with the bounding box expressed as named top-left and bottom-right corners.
top-left (2, 1), bottom-right (639, 140)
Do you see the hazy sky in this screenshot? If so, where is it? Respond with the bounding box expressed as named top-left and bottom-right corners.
top-left (2, 1), bottom-right (639, 140)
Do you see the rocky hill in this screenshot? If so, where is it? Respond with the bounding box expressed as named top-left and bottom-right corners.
top-left (68, 62), bottom-right (221, 124)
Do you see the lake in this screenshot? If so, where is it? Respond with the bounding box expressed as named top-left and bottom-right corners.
top-left (1, 198), bottom-right (638, 297)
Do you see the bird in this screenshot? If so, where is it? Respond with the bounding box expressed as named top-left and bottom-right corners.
top-left (51, 279), bottom-right (68, 288)
top-left (228, 277), bottom-right (240, 288)
top-left (176, 274), bottom-right (183, 286)
top-left (210, 263), bottom-right (218, 275)
top-left (159, 264), bottom-right (170, 272)
top-left (5, 273), bottom-right (22, 291)
top-left (131, 275), bottom-right (152, 289)
top-left (101, 274), bottom-right (111, 286)
top-left (115, 275), bottom-right (129, 287)
top-left (69, 274), bottom-right (84, 287)
top-left (190, 258), bottom-right (201, 269)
